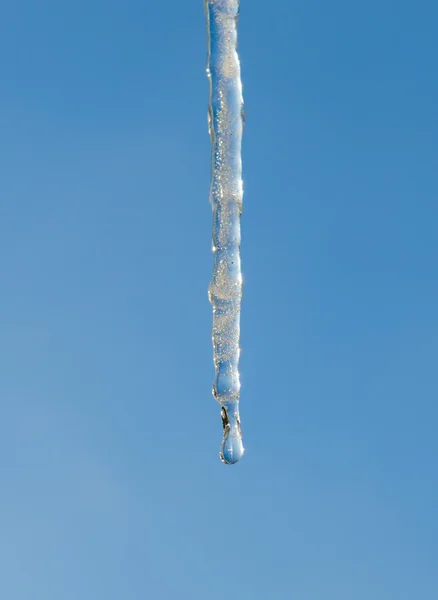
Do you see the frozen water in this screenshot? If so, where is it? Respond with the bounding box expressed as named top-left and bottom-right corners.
top-left (205, 0), bottom-right (245, 464)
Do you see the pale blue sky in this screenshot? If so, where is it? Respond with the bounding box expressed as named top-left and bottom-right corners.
top-left (1, 1), bottom-right (437, 598)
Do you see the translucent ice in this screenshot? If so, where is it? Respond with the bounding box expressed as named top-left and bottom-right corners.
top-left (205, 0), bottom-right (245, 464)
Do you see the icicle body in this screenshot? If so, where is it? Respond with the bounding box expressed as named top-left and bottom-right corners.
top-left (205, 0), bottom-right (244, 464)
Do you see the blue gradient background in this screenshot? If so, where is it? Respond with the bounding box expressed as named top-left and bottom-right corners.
top-left (1, 1), bottom-right (437, 598)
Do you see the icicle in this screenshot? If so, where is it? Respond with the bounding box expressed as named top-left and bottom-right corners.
top-left (205, 0), bottom-right (245, 464)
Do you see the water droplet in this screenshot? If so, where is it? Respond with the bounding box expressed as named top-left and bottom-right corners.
top-left (219, 405), bottom-right (244, 465)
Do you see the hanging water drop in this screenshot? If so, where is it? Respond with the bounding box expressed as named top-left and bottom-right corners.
top-left (205, 0), bottom-right (245, 464)
top-left (220, 404), bottom-right (244, 464)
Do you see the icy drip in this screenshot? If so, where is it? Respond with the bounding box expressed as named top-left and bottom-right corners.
top-left (205, 0), bottom-right (244, 464)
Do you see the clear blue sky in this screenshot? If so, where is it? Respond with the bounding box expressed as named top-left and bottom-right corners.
top-left (1, 1), bottom-right (437, 598)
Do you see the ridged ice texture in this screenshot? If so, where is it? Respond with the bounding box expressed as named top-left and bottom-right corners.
top-left (205, 0), bottom-right (244, 464)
